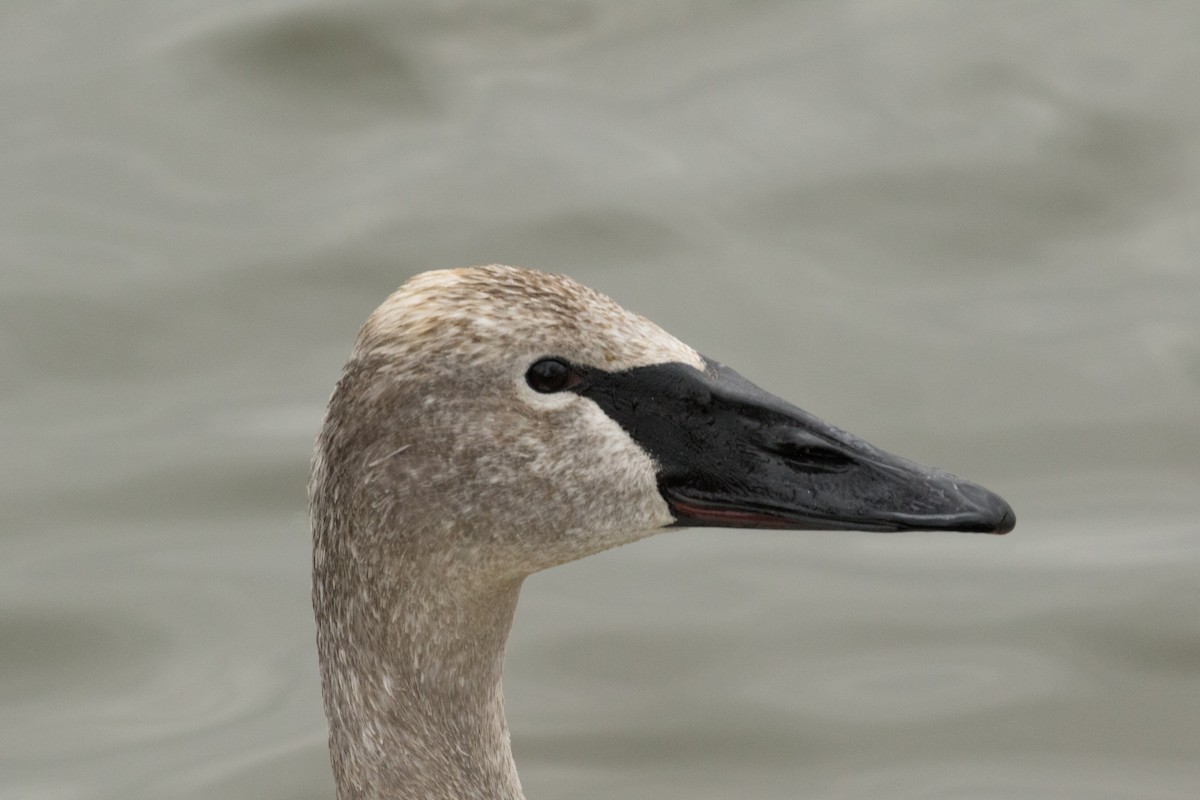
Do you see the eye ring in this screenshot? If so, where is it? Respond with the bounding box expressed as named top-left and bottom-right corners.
top-left (526, 358), bottom-right (579, 394)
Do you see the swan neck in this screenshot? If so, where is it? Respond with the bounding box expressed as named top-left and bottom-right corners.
top-left (316, 564), bottom-right (525, 800)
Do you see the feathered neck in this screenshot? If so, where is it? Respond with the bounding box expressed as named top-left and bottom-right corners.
top-left (313, 532), bottom-right (526, 800)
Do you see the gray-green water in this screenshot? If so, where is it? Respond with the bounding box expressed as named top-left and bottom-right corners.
top-left (3, 2), bottom-right (1198, 798)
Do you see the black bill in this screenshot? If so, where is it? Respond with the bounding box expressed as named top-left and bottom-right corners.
top-left (573, 357), bottom-right (1014, 534)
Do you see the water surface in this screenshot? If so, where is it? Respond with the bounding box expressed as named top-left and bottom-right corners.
top-left (2, 2), bottom-right (1198, 798)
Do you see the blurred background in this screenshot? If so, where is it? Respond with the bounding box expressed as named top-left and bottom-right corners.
top-left (2, 1), bottom-right (1198, 798)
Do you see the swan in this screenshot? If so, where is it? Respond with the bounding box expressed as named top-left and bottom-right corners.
top-left (310, 264), bottom-right (1014, 800)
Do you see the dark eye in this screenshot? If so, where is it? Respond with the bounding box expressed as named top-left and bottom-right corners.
top-left (526, 358), bottom-right (579, 393)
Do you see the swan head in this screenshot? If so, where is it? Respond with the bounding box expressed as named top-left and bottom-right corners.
top-left (312, 264), bottom-right (1013, 583)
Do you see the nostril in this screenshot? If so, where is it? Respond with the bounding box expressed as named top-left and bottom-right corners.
top-left (794, 446), bottom-right (855, 470)
top-left (764, 429), bottom-right (856, 472)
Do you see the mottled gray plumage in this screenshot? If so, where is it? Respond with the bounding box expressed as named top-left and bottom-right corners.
top-left (311, 266), bottom-right (702, 800)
